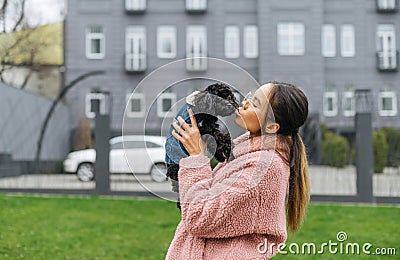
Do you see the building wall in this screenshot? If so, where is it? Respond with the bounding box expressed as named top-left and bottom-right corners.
top-left (0, 82), bottom-right (70, 161)
top-left (65, 0), bottom-right (400, 142)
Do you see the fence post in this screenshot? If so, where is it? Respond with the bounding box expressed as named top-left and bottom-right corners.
top-left (355, 89), bottom-right (373, 202)
top-left (94, 115), bottom-right (110, 195)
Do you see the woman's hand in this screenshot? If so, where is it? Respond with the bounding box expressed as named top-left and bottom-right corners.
top-left (172, 107), bottom-right (206, 156)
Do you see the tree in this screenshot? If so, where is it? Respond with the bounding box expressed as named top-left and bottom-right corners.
top-left (380, 127), bottom-right (400, 167)
top-left (320, 125), bottom-right (351, 168)
top-left (0, 0), bottom-right (64, 89)
top-left (75, 117), bottom-right (94, 150)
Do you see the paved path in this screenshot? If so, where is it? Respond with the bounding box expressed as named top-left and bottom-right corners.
top-left (0, 166), bottom-right (399, 197)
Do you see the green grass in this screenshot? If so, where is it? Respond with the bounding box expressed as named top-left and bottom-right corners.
top-left (274, 203), bottom-right (400, 259)
top-left (0, 194), bottom-right (180, 259)
top-left (0, 194), bottom-right (398, 259)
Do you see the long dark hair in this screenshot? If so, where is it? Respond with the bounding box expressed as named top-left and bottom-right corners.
top-left (266, 81), bottom-right (310, 234)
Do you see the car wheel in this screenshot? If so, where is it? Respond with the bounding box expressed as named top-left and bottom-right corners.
top-left (77, 163), bottom-right (94, 182)
top-left (150, 163), bottom-right (167, 182)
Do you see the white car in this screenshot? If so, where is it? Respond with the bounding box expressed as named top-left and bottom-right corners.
top-left (63, 135), bottom-right (167, 182)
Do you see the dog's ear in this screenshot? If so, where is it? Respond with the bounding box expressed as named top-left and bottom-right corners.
top-left (194, 83), bottom-right (238, 117)
top-left (193, 91), bottom-right (217, 116)
top-left (207, 83), bottom-right (238, 116)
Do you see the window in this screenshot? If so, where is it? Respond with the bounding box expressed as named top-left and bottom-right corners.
top-left (126, 93), bottom-right (145, 117)
top-left (125, 0), bottom-right (146, 11)
top-left (186, 26), bottom-right (207, 71)
top-left (377, 0), bottom-right (397, 10)
top-left (86, 26), bottom-right (105, 59)
top-left (157, 26), bottom-right (177, 59)
top-left (341, 25), bottom-right (355, 57)
top-left (85, 93), bottom-right (106, 118)
top-left (157, 93), bottom-right (176, 117)
top-left (244, 25), bottom-right (259, 58)
top-left (376, 24), bottom-right (397, 70)
top-left (124, 141), bottom-right (146, 149)
top-left (111, 142), bottom-right (124, 150)
top-left (144, 141), bottom-right (162, 148)
top-left (379, 91), bottom-right (398, 116)
top-left (322, 24), bottom-right (336, 57)
top-left (186, 0), bottom-right (207, 11)
top-left (224, 26), bottom-right (240, 58)
top-left (126, 26), bottom-right (146, 71)
top-left (323, 92), bottom-right (338, 117)
top-left (123, 141), bottom-right (159, 149)
top-left (277, 22), bottom-right (305, 55)
top-left (343, 91), bottom-right (355, 117)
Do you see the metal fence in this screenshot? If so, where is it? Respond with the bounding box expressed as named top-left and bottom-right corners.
top-left (0, 105), bottom-right (399, 204)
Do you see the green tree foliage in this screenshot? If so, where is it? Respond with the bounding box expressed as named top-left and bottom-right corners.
top-left (380, 127), bottom-right (400, 167)
top-left (321, 126), bottom-right (350, 168)
top-left (373, 130), bottom-right (388, 173)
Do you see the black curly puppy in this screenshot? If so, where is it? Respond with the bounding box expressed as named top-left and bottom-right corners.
top-left (165, 82), bottom-right (239, 210)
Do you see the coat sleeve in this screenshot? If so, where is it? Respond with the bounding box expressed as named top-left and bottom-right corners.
top-left (178, 151), bottom-right (280, 239)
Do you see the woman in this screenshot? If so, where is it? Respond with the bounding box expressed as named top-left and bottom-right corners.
top-left (167, 81), bottom-right (310, 259)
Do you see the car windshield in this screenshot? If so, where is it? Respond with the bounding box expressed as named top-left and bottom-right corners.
top-left (110, 142), bottom-right (123, 150)
top-left (123, 141), bottom-right (161, 149)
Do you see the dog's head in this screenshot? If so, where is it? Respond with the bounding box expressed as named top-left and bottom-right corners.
top-left (193, 83), bottom-right (239, 117)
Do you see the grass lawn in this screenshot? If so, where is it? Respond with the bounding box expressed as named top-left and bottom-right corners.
top-left (0, 194), bottom-right (398, 259)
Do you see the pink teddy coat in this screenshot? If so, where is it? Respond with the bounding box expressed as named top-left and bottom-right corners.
top-left (166, 132), bottom-right (290, 259)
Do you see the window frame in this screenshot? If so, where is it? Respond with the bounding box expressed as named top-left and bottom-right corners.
top-left (343, 91), bottom-right (356, 117)
top-left (323, 91), bottom-right (338, 117)
top-left (85, 93), bottom-right (106, 118)
top-left (126, 93), bottom-right (145, 118)
top-left (224, 26), bottom-right (240, 59)
top-left (340, 24), bottom-right (355, 57)
top-left (125, 0), bottom-right (146, 12)
top-left (379, 91), bottom-right (398, 116)
top-left (86, 26), bottom-right (105, 59)
top-left (186, 25), bottom-right (207, 71)
top-left (377, 0), bottom-right (397, 9)
top-left (277, 22), bottom-right (305, 56)
top-left (376, 24), bottom-right (397, 70)
top-left (186, 0), bottom-right (207, 11)
top-left (243, 25), bottom-right (259, 58)
top-left (157, 93), bottom-right (177, 118)
top-left (157, 26), bottom-right (177, 59)
top-left (322, 24), bottom-right (336, 57)
top-left (125, 26), bottom-right (147, 72)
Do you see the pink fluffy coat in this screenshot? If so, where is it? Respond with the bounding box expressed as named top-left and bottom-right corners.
top-left (166, 132), bottom-right (290, 259)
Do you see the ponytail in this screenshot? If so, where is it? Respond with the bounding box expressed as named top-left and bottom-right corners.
top-left (286, 133), bottom-right (310, 233)
top-left (264, 80), bottom-right (310, 233)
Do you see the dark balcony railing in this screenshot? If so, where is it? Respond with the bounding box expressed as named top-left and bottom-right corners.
top-left (376, 0), bottom-right (399, 13)
top-left (376, 51), bottom-right (399, 71)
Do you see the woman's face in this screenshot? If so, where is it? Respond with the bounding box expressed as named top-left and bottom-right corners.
top-left (234, 83), bottom-right (273, 134)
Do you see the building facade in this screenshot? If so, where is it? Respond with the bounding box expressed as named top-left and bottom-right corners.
top-left (0, 82), bottom-right (70, 175)
top-left (64, 0), bottom-right (399, 145)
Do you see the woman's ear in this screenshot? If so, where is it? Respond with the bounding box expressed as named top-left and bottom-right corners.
top-left (264, 122), bottom-right (280, 134)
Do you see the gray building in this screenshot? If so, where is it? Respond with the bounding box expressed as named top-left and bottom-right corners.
top-left (0, 82), bottom-right (70, 175)
top-left (64, 0), bottom-right (399, 146)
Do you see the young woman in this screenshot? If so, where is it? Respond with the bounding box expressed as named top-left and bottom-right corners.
top-left (167, 81), bottom-right (310, 259)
